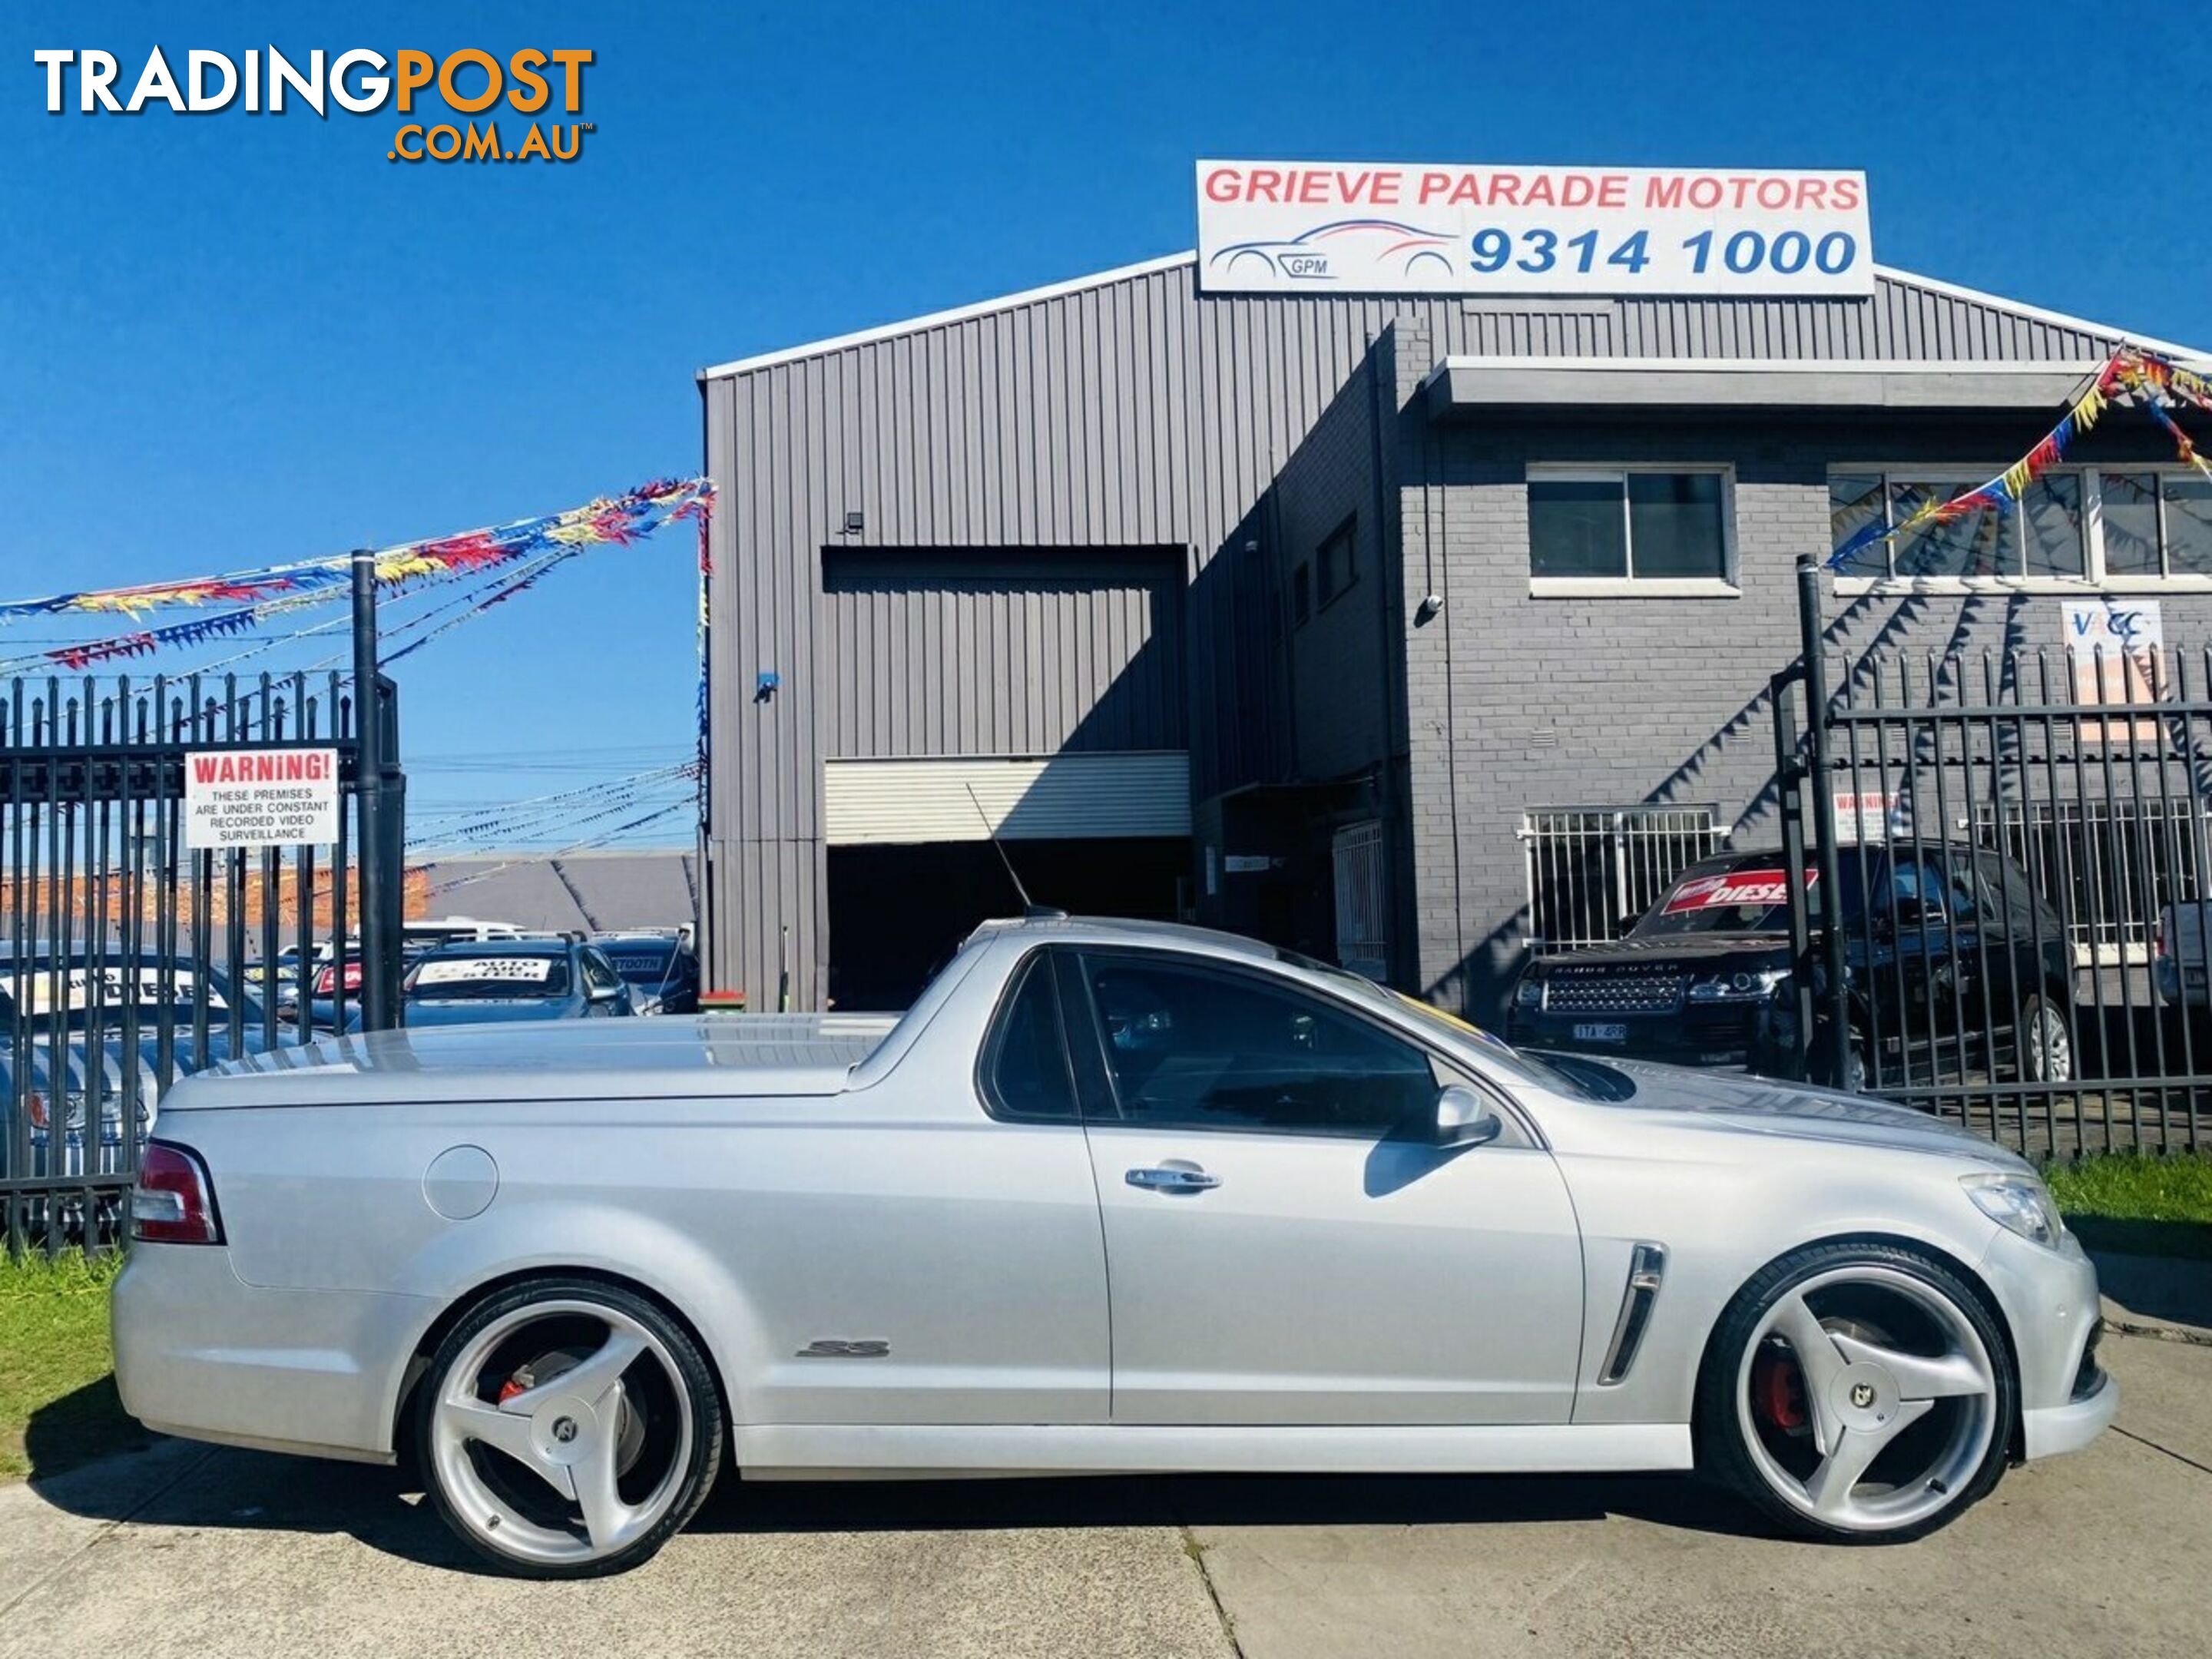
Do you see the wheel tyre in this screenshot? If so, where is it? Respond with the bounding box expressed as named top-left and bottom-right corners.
top-left (2017, 994), bottom-right (2072, 1084)
top-left (1695, 1240), bottom-right (2015, 1545)
top-left (413, 1277), bottom-right (725, 1579)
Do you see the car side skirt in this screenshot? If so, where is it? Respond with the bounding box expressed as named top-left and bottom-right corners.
top-left (733, 1422), bottom-right (1694, 1479)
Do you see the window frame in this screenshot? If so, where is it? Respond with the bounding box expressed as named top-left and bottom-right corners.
top-left (1060, 945), bottom-right (1454, 1142)
top-left (974, 946), bottom-right (1084, 1124)
top-left (1525, 464), bottom-right (1739, 598)
top-left (1832, 463), bottom-right (2212, 595)
top-left (1290, 560), bottom-right (1313, 628)
top-left (1314, 514), bottom-right (1359, 611)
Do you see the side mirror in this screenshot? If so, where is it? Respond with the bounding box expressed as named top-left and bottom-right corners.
top-left (1435, 1083), bottom-right (1504, 1148)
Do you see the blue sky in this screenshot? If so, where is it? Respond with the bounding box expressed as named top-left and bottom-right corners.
top-left (2, 0), bottom-right (2204, 847)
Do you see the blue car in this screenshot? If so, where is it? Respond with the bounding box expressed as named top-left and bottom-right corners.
top-left (363, 937), bottom-right (638, 1031)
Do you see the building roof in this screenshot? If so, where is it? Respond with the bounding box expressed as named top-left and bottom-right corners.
top-left (411, 850), bottom-right (698, 935)
top-left (700, 253), bottom-right (2207, 382)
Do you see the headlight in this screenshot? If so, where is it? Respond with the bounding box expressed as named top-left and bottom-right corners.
top-left (1686, 968), bottom-right (1789, 1002)
top-left (1962, 1172), bottom-right (2068, 1250)
top-left (1513, 977), bottom-right (1543, 1011)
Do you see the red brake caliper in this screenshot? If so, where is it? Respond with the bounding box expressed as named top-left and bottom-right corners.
top-left (1754, 1347), bottom-right (1808, 1430)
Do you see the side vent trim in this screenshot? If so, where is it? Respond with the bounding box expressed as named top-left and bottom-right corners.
top-left (1597, 1243), bottom-right (1667, 1386)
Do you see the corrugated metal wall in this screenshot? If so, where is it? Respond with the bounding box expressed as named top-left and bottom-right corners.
top-left (820, 552), bottom-right (1184, 757)
top-left (700, 256), bottom-right (2135, 1003)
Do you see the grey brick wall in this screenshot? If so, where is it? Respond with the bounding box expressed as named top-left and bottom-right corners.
top-left (1395, 410), bottom-right (2212, 1022)
top-left (1270, 348), bottom-right (1391, 783)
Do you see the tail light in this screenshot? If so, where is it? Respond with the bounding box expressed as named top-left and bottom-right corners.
top-left (314, 963), bottom-right (363, 996)
top-left (26, 1090), bottom-right (48, 1131)
top-left (130, 1141), bottom-right (223, 1245)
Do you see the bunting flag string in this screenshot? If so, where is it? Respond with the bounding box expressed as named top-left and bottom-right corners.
top-left (0, 475), bottom-right (716, 634)
top-left (1826, 347), bottom-right (2210, 571)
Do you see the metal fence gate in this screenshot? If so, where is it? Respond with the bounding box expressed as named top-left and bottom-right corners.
top-left (1773, 554), bottom-right (2211, 1157)
top-left (1, 670), bottom-right (403, 1253)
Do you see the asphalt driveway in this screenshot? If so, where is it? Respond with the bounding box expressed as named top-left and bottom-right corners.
top-left (2, 1330), bottom-right (2206, 1659)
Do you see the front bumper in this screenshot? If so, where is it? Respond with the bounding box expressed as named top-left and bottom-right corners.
top-left (1976, 1224), bottom-right (2117, 1462)
top-left (113, 1243), bottom-right (435, 1462)
top-left (1506, 1002), bottom-right (1767, 1069)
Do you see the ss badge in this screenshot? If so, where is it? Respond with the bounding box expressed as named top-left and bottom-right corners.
top-left (796, 1338), bottom-right (891, 1359)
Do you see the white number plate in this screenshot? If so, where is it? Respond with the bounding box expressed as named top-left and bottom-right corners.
top-left (1573, 1022), bottom-right (1628, 1042)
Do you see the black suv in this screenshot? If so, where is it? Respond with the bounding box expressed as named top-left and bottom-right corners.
top-left (1506, 842), bottom-right (2076, 1089)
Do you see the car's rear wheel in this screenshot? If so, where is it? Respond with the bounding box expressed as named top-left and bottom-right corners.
top-left (414, 1278), bottom-right (724, 1578)
top-left (2016, 993), bottom-right (2073, 1084)
top-left (1697, 1241), bottom-right (2013, 1542)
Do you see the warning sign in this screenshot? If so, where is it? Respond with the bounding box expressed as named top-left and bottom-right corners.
top-left (184, 747), bottom-right (339, 850)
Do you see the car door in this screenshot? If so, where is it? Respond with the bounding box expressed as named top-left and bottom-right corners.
top-left (1061, 947), bottom-right (1584, 1427)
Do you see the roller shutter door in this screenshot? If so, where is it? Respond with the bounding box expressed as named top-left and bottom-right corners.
top-left (823, 752), bottom-right (1190, 846)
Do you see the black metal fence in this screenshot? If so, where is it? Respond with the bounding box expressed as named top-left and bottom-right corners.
top-left (1, 670), bottom-right (402, 1253)
top-left (1776, 555), bottom-right (2211, 1157)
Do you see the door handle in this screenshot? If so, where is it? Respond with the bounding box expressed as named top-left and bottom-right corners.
top-left (1125, 1166), bottom-right (1221, 1194)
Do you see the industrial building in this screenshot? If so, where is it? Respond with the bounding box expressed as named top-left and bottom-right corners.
top-left (697, 223), bottom-right (2210, 1016)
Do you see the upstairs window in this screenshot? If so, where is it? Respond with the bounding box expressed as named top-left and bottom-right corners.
top-left (1528, 469), bottom-right (1730, 585)
top-left (1290, 561), bottom-right (1313, 628)
top-left (1830, 468), bottom-right (2212, 584)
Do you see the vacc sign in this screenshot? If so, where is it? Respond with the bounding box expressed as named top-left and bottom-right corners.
top-left (1197, 161), bottom-right (1873, 297)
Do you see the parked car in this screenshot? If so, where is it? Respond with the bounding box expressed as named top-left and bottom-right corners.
top-left (592, 929), bottom-right (700, 1015)
top-left (356, 936), bottom-right (637, 1031)
top-left (117, 914), bottom-right (2111, 1577)
top-left (1508, 843), bottom-right (2076, 1091)
top-left (283, 922), bottom-right (528, 1031)
top-left (2156, 898), bottom-right (2212, 1008)
top-left (1, 949), bottom-right (271, 1242)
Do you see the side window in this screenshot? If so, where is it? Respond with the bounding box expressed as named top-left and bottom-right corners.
top-left (1932, 856), bottom-right (1979, 922)
top-left (581, 950), bottom-right (621, 995)
top-left (1076, 952), bottom-right (1437, 1137)
top-left (981, 952), bottom-right (1079, 1122)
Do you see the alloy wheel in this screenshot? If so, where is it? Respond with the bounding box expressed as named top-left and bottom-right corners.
top-left (429, 1298), bottom-right (697, 1570)
top-left (2026, 1002), bottom-right (2072, 1084)
top-left (1734, 1265), bottom-right (1999, 1535)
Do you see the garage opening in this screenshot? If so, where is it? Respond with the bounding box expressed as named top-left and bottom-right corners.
top-left (827, 838), bottom-right (1188, 1011)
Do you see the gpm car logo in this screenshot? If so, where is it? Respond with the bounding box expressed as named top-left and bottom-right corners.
top-left (1207, 219), bottom-right (1457, 283)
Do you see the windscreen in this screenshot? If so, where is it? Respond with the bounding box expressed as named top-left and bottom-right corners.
top-left (406, 955), bottom-right (570, 999)
top-left (1631, 851), bottom-right (1873, 938)
top-left (1267, 945), bottom-right (1604, 1101)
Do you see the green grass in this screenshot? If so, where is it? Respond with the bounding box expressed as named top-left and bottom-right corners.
top-left (2042, 1153), bottom-right (2212, 1260)
top-left (0, 1250), bottom-right (143, 1482)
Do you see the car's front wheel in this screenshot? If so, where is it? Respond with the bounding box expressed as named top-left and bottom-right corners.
top-left (414, 1277), bottom-right (724, 1578)
top-left (1697, 1240), bottom-right (2014, 1542)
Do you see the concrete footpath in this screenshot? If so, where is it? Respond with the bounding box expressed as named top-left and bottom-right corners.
top-left (2, 1332), bottom-right (2207, 1659)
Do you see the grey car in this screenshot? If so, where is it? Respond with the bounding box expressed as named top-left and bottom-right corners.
top-left (114, 916), bottom-right (2113, 1578)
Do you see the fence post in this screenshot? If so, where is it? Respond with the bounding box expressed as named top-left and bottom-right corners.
top-left (1770, 669), bottom-right (1815, 1081)
top-left (1796, 553), bottom-right (1853, 1087)
top-left (351, 552), bottom-right (397, 1033)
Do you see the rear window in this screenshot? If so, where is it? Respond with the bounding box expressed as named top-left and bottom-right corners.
top-left (406, 955), bottom-right (570, 998)
top-left (604, 945), bottom-right (677, 983)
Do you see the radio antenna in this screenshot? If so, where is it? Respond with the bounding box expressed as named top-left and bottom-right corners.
top-left (965, 783), bottom-right (1059, 918)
